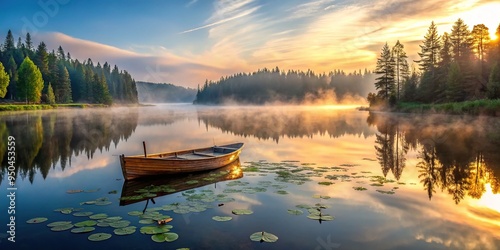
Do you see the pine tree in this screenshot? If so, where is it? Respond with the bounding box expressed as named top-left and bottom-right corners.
top-left (3, 30), bottom-right (15, 51)
top-left (46, 83), bottom-right (56, 104)
top-left (0, 61), bottom-right (10, 98)
top-left (416, 21), bottom-right (441, 73)
top-left (5, 56), bottom-right (17, 99)
top-left (471, 24), bottom-right (490, 78)
top-left (471, 24), bottom-right (490, 63)
top-left (374, 43), bottom-right (395, 102)
top-left (25, 33), bottom-right (33, 51)
top-left (446, 62), bottom-right (465, 102)
top-left (17, 57), bottom-right (44, 104)
top-left (392, 40), bottom-right (409, 100)
top-left (440, 32), bottom-right (452, 67)
top-left (34, 42), bottom-right (49, 81)
top-left (450, 18), bottom-right (473, 62)
top-left (57, 46), bottom-right (65, 61)
top-left (401, 69), bottom-right (418, 102)
top-left (488, 63), bottom-right (500, 99)
top-left (57, 64), bottom-right (72, 103)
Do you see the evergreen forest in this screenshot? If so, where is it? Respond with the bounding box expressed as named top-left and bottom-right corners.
top-left (0, 30), bottom-right (138, 105)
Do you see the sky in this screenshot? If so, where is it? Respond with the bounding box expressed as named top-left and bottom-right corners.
top-left (0, 0), bottom-right (499, 88)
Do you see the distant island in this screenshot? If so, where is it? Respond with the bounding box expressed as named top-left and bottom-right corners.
top-left (136, 81), bottom-right (196, 103)
top-left (0, 30), bottom-right (138, 110)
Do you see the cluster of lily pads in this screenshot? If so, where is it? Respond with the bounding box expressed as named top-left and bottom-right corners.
top-left (241, 161), bottom-right (413, 196)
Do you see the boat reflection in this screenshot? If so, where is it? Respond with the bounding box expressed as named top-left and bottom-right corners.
top-left (119, 159), bottom-right (243, 206)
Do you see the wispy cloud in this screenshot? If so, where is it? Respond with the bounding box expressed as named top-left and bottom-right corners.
top-left (180, 0), bottom-right (259, 34)
top-left (30, 0), bottom-right (500, 88)
top-left (186, 0), bottom-right (198, 7)
top-left (288, 0), bottom-right (336, 19)
top-left (180, 6), bottom-right (260, 34)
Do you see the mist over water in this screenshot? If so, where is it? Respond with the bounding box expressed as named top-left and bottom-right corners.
top-left (1, 105), bottom-right (499, 249)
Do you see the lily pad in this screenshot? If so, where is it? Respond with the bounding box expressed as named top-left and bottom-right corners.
top-left (114, 226), bottom-right (137, 236)
top-left (88, 233), bottom-right (112, 242)
top-left (232, 209), bottom-right (253, 215)
top-left (75, 220), bottom-right (97, 227)
top-left (152, 232), bottom-right (179, 243)
top-left (85, 188), bottom-right (101, 193)
top-left (97, 222), bottom-right (110, 227)
top-left (71, 227), bottom-right (95, 233)
top-left (61, 209), bottom-right (74, 214)
top-left (89, 213), bottom-right (108, 220)
top-left (164, 232), bottom-right (179, 242)
top-left (105, 216), bottom-right (122, 221)
top-left (250, 231), bottom-right (278, 243)
top-left (275, 190), bottom-right (288, 195)
top-left (110, 220), bottom-right (131, 228)
top-left (67, 189), bottom-right (83, 194)
top-left (376, 190), bottom-right (395, 195)
top-left (307, 213), bottom-right (334, 221)
top-left (295, 204), bottom-right (311, 209)
top-left (73, 212), bottom-right (93, 217)
top-left (47, 221), bottom-right (72, 227)
top-left (139, 219), bottom-right (156, 224)
top-left (287, 209), bottom-right (303, 215)
top-left (312, 194), bottom-right (331, 199)
top-left (318, 181), bottom-right (334, 186)
top-left (140, 225), bottom-right (172, 235)
top-left (26, 217), bottom-right (48, 224)
top-left (212, 216), bottom-right (232, 222)
top-left (128, 211), bottom-right (143, 216)
top-left (95, 201), bottom-right (112, 206)
top-left (51, 224), bottom-right (74, 231)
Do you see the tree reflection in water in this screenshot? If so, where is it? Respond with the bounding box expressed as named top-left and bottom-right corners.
top-left (368, 112), bottom-right (500, 204)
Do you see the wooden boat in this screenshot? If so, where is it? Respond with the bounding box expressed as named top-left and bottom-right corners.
top-left (119, 159), bottom-right (243, 206)
top-left (119, 142), bottom-right (244, 180)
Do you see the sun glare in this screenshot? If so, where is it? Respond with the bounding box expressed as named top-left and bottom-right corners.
top-left (477, 184), bottom-right (500, 213)
top-left (460, 2), bottom-right (500, 40)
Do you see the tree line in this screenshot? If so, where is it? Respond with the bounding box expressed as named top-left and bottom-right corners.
top-left (194, 67), bottom-right (375, 104)
top-left (370, 19), bottom-right (500, 107)
top-left (0, 30), bottom-right (138, 104)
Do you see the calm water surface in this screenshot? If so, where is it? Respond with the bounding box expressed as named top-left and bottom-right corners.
top-left (0, 104), bottom-right (499, 250)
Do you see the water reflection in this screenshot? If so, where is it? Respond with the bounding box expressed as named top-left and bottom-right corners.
top-left (0, 109), bottom-right (139, 184)
top-left (367, 112), bottom-right (500, 204)
top-left (197, 106), bottom-right (375, 142)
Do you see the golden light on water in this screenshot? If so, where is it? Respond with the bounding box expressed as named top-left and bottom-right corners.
top-left (318, 104), bottom-right (362, 110)
top-left (476, 184), bottom-right (500, 213)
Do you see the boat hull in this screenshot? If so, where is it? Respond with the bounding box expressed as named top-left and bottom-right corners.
top-left (120, 142), bottom-right (243, 180)
top-left (119, 159), bottom-right (243, 206)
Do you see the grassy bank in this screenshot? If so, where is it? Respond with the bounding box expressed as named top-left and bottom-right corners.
top-left (394, 99), bottom-right (500, 116)
top-left (0, 103), bottom-right (108, 112)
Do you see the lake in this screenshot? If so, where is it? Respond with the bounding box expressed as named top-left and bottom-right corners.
top-left (1, 104), bottom-right (499, 250)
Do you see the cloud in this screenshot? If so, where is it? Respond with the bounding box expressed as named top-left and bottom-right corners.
top-left (26, 0), bottom-right (500, 89)
top-left (180, 0), bottom-right (259, 34)
top-left (287, 0), bottom-right (336, 19)
top-left (34, 32), bottom-right (233, 87)
top-left (186, 0), bottom-right (198, 7)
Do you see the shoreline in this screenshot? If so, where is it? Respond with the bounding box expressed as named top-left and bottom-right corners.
top-left (367, 100), bottom-right (500, 117)
top-left (0, 103), bottom-right (149, 112)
